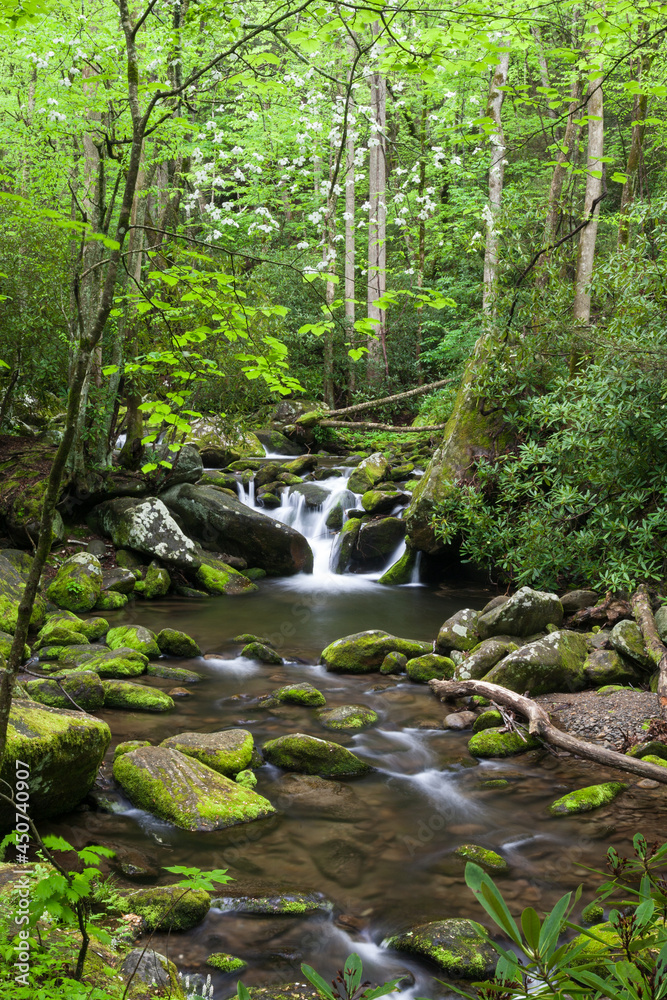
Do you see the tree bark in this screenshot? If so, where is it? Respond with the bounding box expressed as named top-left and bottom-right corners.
top-left (482, 44), bottom-right (510, 314)
top-left (429, 678), bottom-right (667, 784)
top-left (345, 34), bottom-right (357, 399)
top-left (321, 420), bottom-right (447, 432)
top-left (631, 584), bottom-right (667, 718)
top-left (366, 25), bottom-right (387, 382)
top-left (618, 42), bottom-right (651, 249)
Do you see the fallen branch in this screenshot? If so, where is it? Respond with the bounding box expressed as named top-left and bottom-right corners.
top-left (632, 584), bottom-right (667, 718)
top-left (429, 677), bottom-right (667, 784)
top-left (320, 420), bottom-right (448, 432)
top-left (325, 377), bottom-right (453, 419)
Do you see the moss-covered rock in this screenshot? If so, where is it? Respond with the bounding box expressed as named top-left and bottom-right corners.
top-left (437, 609), bottom-right (480, 652)
top-left (146, 663), bottom-right (202, 683)
top-left (242, 641), bottom-right (283, 664)
top-left (263, 733), bottom-right (372, 778)
top-left (581, 901), bottom-right (605, 924)
top-left (380, 651), bottom-right (408, 674)
top-left (472, 710), bottom-right (504, 733)
top-left (360, 489), bottom-right (407, 515)
top-left (95, 591), bottom-right (128, 611)
top-left (454, 844), bottom-right (509, 871)
top-left (46, 553), bottom-right (103, 613)
top-left (406, 653), bottom-right (455, 683)
top-left (355, 517), bottom-right (406, 563)
top-left (641, 754), bottom-right (667, 768)
top-left (88, 496), bottom-right (198, 568)
top-left (625, 740), bottom-right (667, 760)
top-left (35, 617), bottom-right (88, 648)
top-left (122, 885), bottom-right (210, 931)
top-left (160, 729), bottom-right (254, 777)
top-left (114, 740), bottom-right (151, 760)
top-left (107, 625), bottom-right (160, 659)
top-left (120, 947), bottom-right (185, 998)
top-left (206, 953), bottom-right (247, 973)
top-left (113, 746), bottom-right (275, 831)
top-left (0, 629), bottom-right (29, 661)
top-left (60, 646), bottom-right (148, 678)
top-left (102, 680), bottom-right (174, 712)
top-left (0, 554), bottom-right (45, 634)
top-left (609, 620), bottom-right (650, 668)
top-left (331, 517), bottom-right (362, 574)
top-left (79, 617), bottom-right (109, 642)
top-left (549, 782), bottom-right (627, 815)
top-left (321, 630), bottom-right (431, 674)
top-left (378, 547), bottom-right (418, 586)
top-left (101, 566), bottom-right (136, 595)
top-left (259, 683), bottom-right (326, 708)
top-left (383, 918), bottom-right (496, 979)
top-left (195, 553), bottom-right (258, 596)
top-left (317, 705), bottom-right (378, 730)
top-left (0, 700), bottom-right (110, 826)
top-left (235, 768), bottom-right (257, 788)
top-left (477, 587), bottom-right (563, 640)
top-left (468, 726), bottom-right (541, 758)
top-left (210, 891), bottom-right (333, 916)
top-left (347, 452), bottom-right (389, 494)
top-left (139, 561), bottom-right (171, 598)
top-left (482, 630), bottom-right (587, 695)
top-left (156, 628), bottom-right (201, 657)
top-left (24, 670), bottom-right (104, 711)
top-left (583, 649), bottom-right (639, 686)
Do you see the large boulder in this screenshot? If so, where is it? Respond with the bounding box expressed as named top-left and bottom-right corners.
top-left (255, 428), bottom-right (305, 456)
top-left (102, 680), bottom-right (174, 712)
top-left (0, 700), bottom-right (110, 827)
top-left (437, 609), bottom-right (481, 652)
top-left (609, 620), bottom-right (650, 668)
top-left (468, 726), bottom-right (542, 757)
top-left (88, 497), bottom-right (198, 569)
top-left (320, 630), bottom-right (431, 673)
top-left (262, 733), bottom-right (372, 778)
top-left (46, 553), bottom-right (103, 613)
top-left (482, 630), bottom-right (587, 695)
top-left (160, 483), bottom-right (313, 576)
top-left (185, 418), bottom-right (263, 467)
top-left (584, 649), bottom-right (639, 687)
top-left (477, 587), bottom-right (563, 639)
top-left (159, 730), bottom-right (254, 777)
top-left (113, 746), bottom-right (275, 831)
top-left (194, 551), bottom-right (257, 595)
top-left (453, 638), bottom-right (518, 681)
top-left (384, 918), bottom-right (497, 979)
top-left (347, 453), bottom-right (389, 494)
top-left (24, 670), bottom-right (104, 711)
top-left (355, 518), bottom-right (406, 563)
top-left (161, 443), bottom-right (203, 486)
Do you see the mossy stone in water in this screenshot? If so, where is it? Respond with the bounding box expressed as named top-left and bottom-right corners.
top-left (113, 746), bottom-right (275, 831)
top-left (234, 633), bottom-right (275, 646)
top-left (626, 740), bottom-right (667, 760)
top-left (549, 782), bottom-right (627, 816)
top-left (378, 547), bottom-right (417, 586)
top-left (259, 683), bottom-right (326, 708)
top-left (317, 705), bottom-right (378, 731)
top-left (454, 844), bottom-right (509, 872)
top-left (156, 626), bottom-right (201, 658)
top-left (211, 891), bottom-right (333, 916)
top-left (94, 591), bottom-right (128, 611)
top-left (46, 553), bottom-right (103, 613)
top-left (102, 680), bottom-right (174, 712)
top-left (114, 740), bottom-right (151, 760)
top-left (24, 670), bottom-right (104, 711)
top-left (380, 651), bottom-right (408, 674)
top-left (480, 779), bottom-right (509, 789)
top-left (472, 710), bottom-right (503, 733)
top-left (242, 641), bottom-right (283, 664)
top-left (146, 663), bottom-right (202, 683)
top-left (405, 653), bottom-right (455, 683)
top-left (61, 646), bottom-right (148, 678)
top-left (581, 901), bottom-right (605, 924)
top-left (482, 630), bottom-right (587, 696)
top-left (245, 567), bottom-right (267, 580)
top-left (437, 609), bottom-right (480, 652)
top-left (79, 617), bottom-right (109, 641)
top-left (107, 625), bottom-right (160, 659)
top-left (122, 885), bottom-right (210, 931)
top-left (160, 729), bottom-right (254, 776)
top-left (235, 769), bottom-right (257, 789)
top-left (321, 630), bottom-right (431, 674)
top-left (468, 727), bottom-right (541, 758)
top-left (383, 918), bottom-right (496, 979)
top-left (206, 953), bottom-right (247, 973)
top-left (35, 618), bottom-right (88, 648)
top-left (263, 733), bottom-right (372, 778)
top-left (640, 754), bottom-right (667, 769)
top-left (195, 558), bottom-right (257, 596)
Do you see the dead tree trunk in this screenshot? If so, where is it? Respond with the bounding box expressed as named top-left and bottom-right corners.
top-left (632, 584), bottom-right (667, 718)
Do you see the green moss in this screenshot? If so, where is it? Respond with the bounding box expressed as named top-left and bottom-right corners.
top-left (472, 710), bottom-right (503, 733)
top-left (468, 726), bottom-right (541, 758)
top-left (549, 782), bottom-right (627, 816)
top-left (140, 562), bottom-right (171, 599)
top-left (211, 892), bottom-right (333, 916)
top-left (195, 561), bottom-right (258, 596)
top-left (242, 641), bottom-right (283, 664)
top-left (317, 705), bottom-right (378, 730)
top-left (235, 768), bottom-right (257, 789)
top-left (102, 680), bottom-right (174, 712)
top-left (406, 653), bottom-right (455, 683)
top-left (24, 670), bottom-right (104, 711)
top-left (625, 741), bottom-right (667, 760)
top-left (245, 567), bottom-right (267, 580)
top-left (480, 779), bottom-right (509, 788)
top-left (378, 547), bottom-right (417, 586)
top-left (62, 647), bottom-right (148, 678)
top-left (454, 844), bottom-right (509, 871)
top-left (259, 683), bottom-right (326, 707)
top-left (95, 591), bottom-right (128, 610)
top-left (206, 952), bottom-right (247, 973)
top-left (641, 754), bottom-right (667, 768)
top-left (0, 629), bottom-right (29, 661)
top-left (46, 553), bottom-right (103, 613)
top-left (263, 733), bottom-right (373, 778)
top-left (114, 740), bottom-right (152, 760)
top-left (107, 625), bottom-right (160, 659)
top-left (146, 663), bottom-right (202, 683)
top-left (79, 617), bottom-right (109, 641)
top-left (383, 918), bottom-right (497, 979)
top-left (156, 628), bottom-right (201, 657)
top-left (581, 901), bottom-right (605, 924)
top-left (321, 630), bottom-right (431, 674)
top-left (160, 729), bottom-right (254, 776)
top-left (35, 618), bottom-right (88, 648)
top-left (123, 885), bottom-right (210, 931)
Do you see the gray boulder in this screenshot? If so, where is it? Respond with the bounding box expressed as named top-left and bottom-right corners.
top-left (453, 638), bottom-right (518, 681)
top-left (88, 497), bottom-right (198, 568)
top-left (355, 517), bottom-right (406, 562)
top-left (162, 443), bottom-right (203, 485)
top-left (477, 586), bottom-right (563, 639)
top-left (437, 609), bottom-right (480, 652)
top-left (483, 630), bottom-right (587, 694)
top-left (609, 620), bottom-right (650, 668)
top-left (584, 649), bottom-right (639, 687)
top-left (560, 590), bottom-right (599, 613)
top-left (289, 482), bottom-right (329, 507)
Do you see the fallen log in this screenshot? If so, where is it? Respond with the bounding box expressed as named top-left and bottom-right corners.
top-left (324, 377), bottom-right (453, 419)
top-left (429, 677), bottom-right (667, 785)
top-left (632, 583), bottom-right (667, 718)
top-left (320, 420), bottom-right (448, 432)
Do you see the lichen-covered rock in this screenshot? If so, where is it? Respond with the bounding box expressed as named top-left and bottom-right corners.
top-left (609, 620), bottom-right (650, 668)
top-left (321, 630), bottom-right (431, 674)
top-left (102, 680), bottom-right (174, 712)
top-left (46, 553), bottom-right (103, 613)
top-left (161, 483), bottom-right (313, 576)
top-left (468, 726), bottom-right (541, 758)
top-left (113, 746), bottom-right (275, 831)
top-left (88, 497), bottom-right (198, 568)
top-left (454, 844), bottom-right (509, 872)
top-left (146, 664), bottom-right (202, 683)
top-left (472, 710), bottom-right (503, 733)
top-left (156, 628), bottom-right (201, 658)
top-left (355, 517), bottom-right (406, 563)
top-left (107, 625), bottom-right (160, 659)
top-left (101, 567), bottom-right (136, 595)
top-left (259, 683), bottom-right (326, 708)
top-left (477, 587), bottom-right (563, 639)
top-left (383, 918), bottom-right (496, 979)
top-left (549, 782), bottom-right (627, 816)
top-left (262, 733), bottom-right (372, 778)
top-left (160, 730), bottom-right (254, 777)
top-left (347, 453), bottom-right (389, 494)
top-left (317, 705), bottom-right (378, 730)
top-left (583, 649), bottom-right (639, 686)
top-left (437, 609), bottom-right (480, 652)
top-left (206, 953), bottom-right (247, 973)
top-left (24, 670), bottom-right (104, 711)
top-left (453, 638), bottom-right (518, 681)
top-left (406, 653), bottom-right (456, 683)
top-left (0, 700), bottom-right (110, 826)
top-left (331, 517), bottom-right (361, 574)
top-left (242, 641), bottom-right (283, 664)
top-left (482, 630), bottom-right (587, 695)
top-left (122, 885), bottom-right (210, 930)
top-left (380, 651), bottom-right (408, 674)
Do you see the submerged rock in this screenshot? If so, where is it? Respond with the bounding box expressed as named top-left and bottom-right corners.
top-left (321, 630), bottom-right (431, 674)
top-left (271, 773), bottom-right (365, 820)
top-left (468, 726), bottom-right (541, 758)
top-left (46, 553), bottom-right (103, 613)
top-left (482, 630), bottom-right (587, 695)
top-left (0, 700), bottom-right (110, 826)
top-left (312, 837), bottom-right (366, 887)
top-left (383, 918), bottom-right (497, 978)
top-left (160, 729), bottom-right (254, 777)
top-left (477, 586), bottom-right (563, 639)
top-left (549, 782), bottom-right (627, 816)
top-left (317, 705), bottom-right (378, 730)
top-left (262, 733), bottom-right (372, 778)
top-left (146, 663), bottom-right (202, 683)
top-left (113, 746), bottom-right (275, 831)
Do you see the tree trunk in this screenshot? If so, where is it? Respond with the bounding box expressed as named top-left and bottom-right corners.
top-left (631, 585), bottom-right (667, 718)
top-left (542, 74), bottom-right (584, 256)
top-left (366, 27), bottom-right (387, 383)
top-left (345, 34), bottom-right (356, 400)
top-left (482, 44), bottom-right (510, 314)
top-left (618, 43), bottom-right (651, 249)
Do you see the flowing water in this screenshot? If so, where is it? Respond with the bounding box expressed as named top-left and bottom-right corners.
top-left (45, 460), bottom-right (667, 997)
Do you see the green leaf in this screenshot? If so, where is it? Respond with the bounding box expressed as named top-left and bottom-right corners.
top-left (300, 963), bottom-right (335, 1000)
top-left (343, 954), bottom-right (362, 996)
top-left (520, 907), bottom-right (542, 954)
top-left (465, 864), bottom-right (522, 945)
